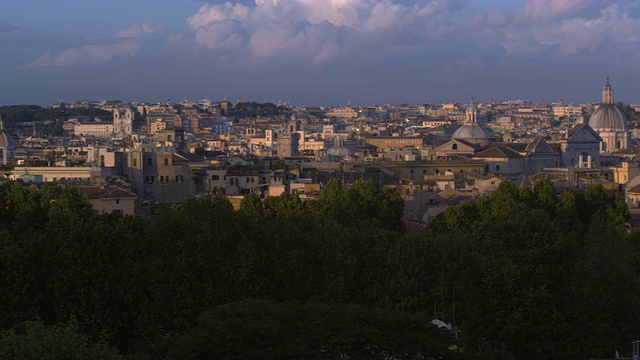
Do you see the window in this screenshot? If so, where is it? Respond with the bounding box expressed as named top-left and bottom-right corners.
top-left (146, 175), bottom-right (154, 184)
top-left (176, 175), bottom-right (184, 182)
top-left (212, 175), bottom-right (219, 181)
top-left (160, 176), bottom-right (169, 184)
top-left (452, 143), bottom-right (458, 150)
top-left (133, 158), bottom-right (137, 167)
top-left (495, 164), bottom-right (501, 172)
top-left (147, 158), bottom-right (152, 166)
top-left (100, 155), bottom-right (105, 167)
top-left (164, 158), bottom-right (169, 166)
top-left (115, 199), bottom-right (120, 205)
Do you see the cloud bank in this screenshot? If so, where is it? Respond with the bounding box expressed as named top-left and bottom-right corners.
top-left (28, 22), bottom-right (162, 68)
top-left (181, 0), bottom-right (640, 66)
top-left (182, 0), bottom-right (468, 64)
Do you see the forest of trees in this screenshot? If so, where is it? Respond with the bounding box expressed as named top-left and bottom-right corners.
top-left (0, 105), bottom-right (112, 124)
top-left (0, 178), bottom-right (638, 359)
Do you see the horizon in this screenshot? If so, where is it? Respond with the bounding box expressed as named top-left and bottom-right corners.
top-left (1, 0), bottom-right (639, 106)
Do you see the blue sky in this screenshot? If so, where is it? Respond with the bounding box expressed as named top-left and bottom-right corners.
top-left (1, 0), bottom-right (639, 106)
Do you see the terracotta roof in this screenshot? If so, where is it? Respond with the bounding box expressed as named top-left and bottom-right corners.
top-left (473, 145), bottom-right (523, 159)
top-left (74, 185), bottom-right (137, 200)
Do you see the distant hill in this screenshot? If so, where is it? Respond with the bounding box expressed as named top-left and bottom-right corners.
top-left (0, 105), bottom-right (112, 125)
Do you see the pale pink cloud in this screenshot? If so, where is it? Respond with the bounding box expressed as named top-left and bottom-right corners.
top-left (116, 22), bottom-right (162, 38)
top-left (182, 0), bottom-right (469, 64)
top-left (28, 22), bottom-right (161, 67)
top-left (28, 42), bottom-right (142, 67)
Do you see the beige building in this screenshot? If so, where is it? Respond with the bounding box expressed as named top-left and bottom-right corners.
top-left (10, 166), bottom-right (93, 182)
top-left (75, 185), bottom-right (137, 216)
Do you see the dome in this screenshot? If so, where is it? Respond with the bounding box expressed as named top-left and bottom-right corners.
top-left (327, 135), bottom-right (351, 157)
top-left (452, 124), bottom-right (493, 140)
top-left (0, 117), bottom-right (15, 150)
top-left (588, 104), bottom-right (628, 131)
top-left (588, 77), bottom-right (628, 131)
top-left (452, 104), bottom-right (492, 142)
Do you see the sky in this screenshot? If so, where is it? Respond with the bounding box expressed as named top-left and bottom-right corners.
top-left (1, 0), bottom-right (640, 107)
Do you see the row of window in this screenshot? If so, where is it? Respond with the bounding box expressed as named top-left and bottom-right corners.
top-left (132, 158), bottom-right (171, 167)
top-left (145, 175), bottom-right (185, 184)
top-left (210, 175), bottom-right (256, 183)
top-left (398, 168), bottom-right (481, 175)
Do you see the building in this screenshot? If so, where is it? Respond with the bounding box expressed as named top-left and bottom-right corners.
top-left (451, 104), bottom-right (493, 147)
top-left (113, 106), bottom-right (135, 136)
top-left (0, 116), bottom-right (16, 166)
top-left (588, 78), bottom-right (630, 153)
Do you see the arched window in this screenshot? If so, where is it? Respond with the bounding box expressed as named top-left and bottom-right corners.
top-left (100, 155), bottom-right (105, 167)
top-left (452, 143), bottom-right (458, 150)
top-left (495, 164), bottom-right (501, 172)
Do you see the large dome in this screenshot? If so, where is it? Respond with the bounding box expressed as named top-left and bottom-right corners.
top-left (0, 131), bottom-right (16, 150)
top-left (0, 117), bottom-right (15, 150)
top-left (452, 105), bottom-right (492, 141)
top-left (588, 104), bottom-right (628, 131)
top-left (588, 77), bottom-right (628, 131)
top-left (452, 124), bottom-right (493, 140)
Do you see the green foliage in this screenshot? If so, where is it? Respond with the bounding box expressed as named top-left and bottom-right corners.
top-left (0, 179), bottom-right (637, 360)
top-left (317, 178), bottom-right (405, 232)
top-left (231, 102), bottom-right (286, 118)
top-left (0, 321), bottom-right (121, 360)
top-left (428, 180), bottom-right (636, 359)
top-left (168, 300), bottom-right (459, 360)
top-left (0, 105), bottom-right (111, 125)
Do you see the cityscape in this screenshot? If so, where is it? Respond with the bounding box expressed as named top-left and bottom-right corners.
top-left (1, 78), bottom-right (639, 223)
top-left (2, 0), bottom-right (640, 359)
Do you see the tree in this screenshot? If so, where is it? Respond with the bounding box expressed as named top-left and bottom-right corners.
top-left (0, 321), bottom-right (121, 360)
top-left (168, 300), bottom-right (460, 360)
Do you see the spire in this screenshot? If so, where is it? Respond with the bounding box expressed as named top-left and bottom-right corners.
top-left (602, 75), bottom-right (614, 104)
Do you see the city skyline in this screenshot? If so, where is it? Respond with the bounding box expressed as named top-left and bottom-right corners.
top-left (1, 0), bottom-right (640, 107)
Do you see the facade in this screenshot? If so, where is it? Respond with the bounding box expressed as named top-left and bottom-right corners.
top-left (74, 122), bottom-right (115, 138)
top-left (75, 185), bottom-right (137, 216)
top-left (113, 107), bottom-right (134, 136)
top-left (554, 123), bottom-right (601, 168)
top-left (10, 166), bottom-right (92, 182)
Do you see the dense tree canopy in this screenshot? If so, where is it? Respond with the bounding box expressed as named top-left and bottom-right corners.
top-left (0, 179), bottom-right (638, 359)
top-left (0, 105), bottom-right (112, 125)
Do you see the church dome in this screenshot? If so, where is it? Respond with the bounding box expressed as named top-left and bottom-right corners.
top-left (326, 135), bottom-right (351, 157)
top-left (0, 117), bottom-right (15, 150)
top-left (452, 105), bottom-right (492, 140)
top-left (588, 105), bottom-right (627, 131)
top-left (452, 123), bottom-right (493, 140)
top-left (588, 78), bottom-right (628, 131)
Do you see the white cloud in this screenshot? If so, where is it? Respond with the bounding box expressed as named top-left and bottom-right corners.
top-left (28, 22), bottom-right (161, 67)
top-left (28, 42), bottom-right (142, 67)
top-left (182, 0), bottom-right (469, 64)
top-left (116, 22), bottom-right (163, 38)
top-left (179, 0), bottom-right (640, 67)
top-left (474, 1), bottom-right (640, 56)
